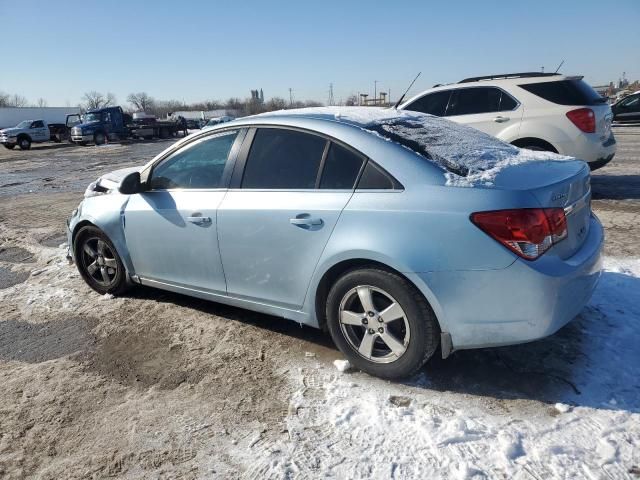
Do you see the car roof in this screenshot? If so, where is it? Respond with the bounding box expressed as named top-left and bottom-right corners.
top-left (400, 73), bottom-right (583, 108)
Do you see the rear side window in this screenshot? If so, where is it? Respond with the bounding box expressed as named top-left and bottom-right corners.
top-left (319, 143), bottom-right (365, 189)
top-left (32, 120), bottom-right (44, 128)
top-left (405, 90), bottom-right (451, 116)
top-left (357, 162), bottom-right (397, 190)
top-left (519, 79), bottom-right (606, 106)
top-left (242, 128), bottom-right (327, 189)
top-left (447, 87), bottom-right (504, 116)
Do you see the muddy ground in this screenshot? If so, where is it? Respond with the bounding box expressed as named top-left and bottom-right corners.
top-left (0, 127), bottom-right (638, 479)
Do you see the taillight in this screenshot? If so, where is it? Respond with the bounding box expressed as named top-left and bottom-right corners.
top-left (470, 208), bottom-right (567, 260)
top-left (566, 108), bottom-right (595, 133)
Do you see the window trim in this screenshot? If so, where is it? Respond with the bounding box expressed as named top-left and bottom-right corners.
top-left (229, 125), bottom-right (401, 192)
top-left (444, 86), bottom-right (520, 116)
top-left (144, 128), bottom-right (246, 192)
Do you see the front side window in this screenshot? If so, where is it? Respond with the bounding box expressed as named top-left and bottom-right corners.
top-left (32, 120), bottom-right (44, 128)
top-left (149, 130), bottom-right (238, 189)
top-left (405, 90), bottom-right (451, 116)
top-left (242, 128), bottom-right (327, 189)
top-left (319, 143), bottom-right (365, 189)
top-left (447, 87), bottom-right (503, 116)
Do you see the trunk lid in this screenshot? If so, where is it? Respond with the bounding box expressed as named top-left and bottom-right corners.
top-left (493, 159), bottom-right (591, 260)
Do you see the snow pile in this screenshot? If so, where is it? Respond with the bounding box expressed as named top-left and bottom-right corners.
top-left (261, 257), bottom-right (640, 478)
top-left (333, 359), bottom-right (351, 373)
top-left (258, 106), bottom-right (572, 187)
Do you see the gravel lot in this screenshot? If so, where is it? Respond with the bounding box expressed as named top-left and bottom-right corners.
top-left (0, 128), bottom-right (638, 479)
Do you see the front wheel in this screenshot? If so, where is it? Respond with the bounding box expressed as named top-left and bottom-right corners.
top-left (74, 226), bottom-right (129, 295)
top-left (94, 132), bottom-right (106, 145)
top-left (3, 144), bottom-right (15, 150)
top-left (326, 267), bottom-right (440, 379)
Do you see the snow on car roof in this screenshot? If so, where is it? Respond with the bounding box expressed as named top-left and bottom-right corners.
top-left (256, 107), bottom-right (570, 187)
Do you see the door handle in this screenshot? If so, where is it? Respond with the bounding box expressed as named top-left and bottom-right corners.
top-left (494, 116), bottom-right (510, 123)
top-left (187, 215), bottom-right (211, 225)
top-left (290, 216), bottom-right (323, 226)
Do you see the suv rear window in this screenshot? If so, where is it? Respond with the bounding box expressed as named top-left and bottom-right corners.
top-left (519, 79), bottom-right (606, 106)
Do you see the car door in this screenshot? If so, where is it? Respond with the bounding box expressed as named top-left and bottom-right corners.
top-left (123, 129), bottom-right (243, 293)
top-left (445, 86), bottom-right (522, 137)
top-left (614, 94), bottom-right (640, 122)
top-left (31, 120), bottom-right (48, 141)
top-left (217, 127), bottom-right (365, 310)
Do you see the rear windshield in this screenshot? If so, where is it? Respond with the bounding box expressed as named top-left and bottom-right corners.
top-left (363, 115), bottom-right (519, 177)
top-left (519, 79), bottom-right (607, 106)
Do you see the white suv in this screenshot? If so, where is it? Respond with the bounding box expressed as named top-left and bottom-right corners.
top-left (399, 72), bottom-right (616, 169)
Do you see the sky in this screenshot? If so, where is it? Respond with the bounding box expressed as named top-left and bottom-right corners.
top-left (1, 0), bottom-right (638, 107)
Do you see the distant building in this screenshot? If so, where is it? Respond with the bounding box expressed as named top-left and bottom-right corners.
top-left (250, 89), bottom-right (265, 104)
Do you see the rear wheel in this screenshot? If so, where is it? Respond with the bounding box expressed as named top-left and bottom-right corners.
top-left (74, 226), bottom-right (129, 295)
top-left (159, 127), bottom-right (169, 139)
top-left (3, 144), bottom-right (15, 150)
top-left (94, 132), bottom-right (106, 145)
top-left (326, 267), bottom-right (439, 379)
top-left (18, 136), bottom-right (31, 150)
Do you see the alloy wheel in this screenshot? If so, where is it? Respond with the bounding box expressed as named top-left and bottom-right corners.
top-left (80, 237), bottom-right (118, 286)
top-left (338, 285), bottom-right (410, 364)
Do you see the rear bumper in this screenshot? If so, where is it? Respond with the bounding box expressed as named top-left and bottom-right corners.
top-left (415, 214), bottom-right (604, 350)
top-left (588, 153), bottom-right (615, 171)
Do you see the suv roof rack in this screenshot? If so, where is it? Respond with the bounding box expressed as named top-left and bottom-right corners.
top-left (458, 72), bottom-right (561, 84)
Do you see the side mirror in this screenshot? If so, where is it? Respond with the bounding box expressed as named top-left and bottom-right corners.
top-left (119, 171), bottom-right (142, 195)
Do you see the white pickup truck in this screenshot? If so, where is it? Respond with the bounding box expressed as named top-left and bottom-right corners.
top-left (0, 119), bottom-right (69, 150)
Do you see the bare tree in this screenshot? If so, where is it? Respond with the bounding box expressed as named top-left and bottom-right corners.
top-left (345, 94), bottom-right (358, 106)
top-left (265, 97), bottom-right (287, 111)
top-left (1, 94), bottom-right (29, 107)
top-left (35, 98), bottom-right (48, 107)
top-left (127, 92), bottom-right (155, 112)
top-left (81, 91), bottom-right (117, 110)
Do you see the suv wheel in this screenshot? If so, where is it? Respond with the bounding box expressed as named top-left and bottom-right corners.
top-left (74, 226), bottom-right (129, 295)
top-left (326, 267), bottom-right (439, 379)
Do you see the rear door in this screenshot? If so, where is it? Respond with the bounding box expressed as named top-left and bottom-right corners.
top-left (218, 127), bottom-right (365, 309)
top-left (124, 130), bottom-right (242, 293)
top-left (445, 86), bottom-right (523, 137)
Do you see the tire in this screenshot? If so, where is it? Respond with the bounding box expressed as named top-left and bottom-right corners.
top-left (94, 131), bottom-right (106, 145)
top-left (159, 127), bottom-right (170, 139)
top-left (18, 136), bottom-right (31, 150)
top-left (520, 145), bottom-right (545, 151)
top-left (74, 226), bottom-right (129, 295)
top-left (326, 267), bottom-right (439, 379)
top-left (3, 144), bottom-right (15, 150)
top-left (52, 135), bottom-right (62, 143)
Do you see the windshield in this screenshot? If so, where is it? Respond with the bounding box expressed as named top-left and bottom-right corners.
top-left (84, 113), bottom-right (101, 122)
top-left (15, 120), bottom-right (32, 128)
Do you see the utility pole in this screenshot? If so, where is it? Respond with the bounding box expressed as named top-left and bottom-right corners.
top-left (288, 88), bottom-right (293, 106)
top-left (328, 83), bottom-right (335, 106)
top-left (374, 80), bottom-right (378, 105)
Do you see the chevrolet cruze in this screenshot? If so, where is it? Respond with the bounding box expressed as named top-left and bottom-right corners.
top-left (67, 107), bottom-right (603, 379)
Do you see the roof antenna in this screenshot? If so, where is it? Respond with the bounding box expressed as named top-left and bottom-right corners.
top-left (393, 72), bottom-right (421, 109)
top-left (554, 60), bottom-right (565, 74)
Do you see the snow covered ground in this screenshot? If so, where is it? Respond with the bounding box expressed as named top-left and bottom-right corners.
top-left (252, 257), bottom-right (640, 479)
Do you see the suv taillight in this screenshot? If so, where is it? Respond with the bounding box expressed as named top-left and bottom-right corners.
top-left (566, 108), bottom-right (596, 133)
top-left (470, 208), bottom-right (567, 260)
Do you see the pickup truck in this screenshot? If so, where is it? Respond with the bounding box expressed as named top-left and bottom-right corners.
top-left (70, 106), bottom-right (184, 145)
top-left (0, 119), bottom-right (71, 150)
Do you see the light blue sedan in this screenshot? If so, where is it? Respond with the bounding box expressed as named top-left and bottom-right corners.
top-left (67, 107), bottom-right (603, 379)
